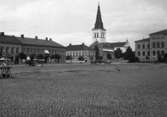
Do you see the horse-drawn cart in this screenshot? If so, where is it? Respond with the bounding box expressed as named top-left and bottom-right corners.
top-left (0, 58), bottom-right (13, 79)
top-left (0, 66), bottom-right (13, 78)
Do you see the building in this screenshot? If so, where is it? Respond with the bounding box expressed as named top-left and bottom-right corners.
top-left (135, 29), bottom-right (167, 62)
top-left (66, 43), bottom-right (95, 63)
top-left (135, 38), bottom-right (150, 62)
top-left (90, 4), bottom-right (129, 62)
top-left (0, 32), bottom-right (22, 63)
top-left (16, 35), bottom-right (66, 63)
top-left (0, 32), bottom-right (66, 63)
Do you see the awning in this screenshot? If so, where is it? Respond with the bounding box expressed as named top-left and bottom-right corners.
top-left (44, 50), bottom-right (50, 54)
top-left (102, 48), bottom-right (114, 52)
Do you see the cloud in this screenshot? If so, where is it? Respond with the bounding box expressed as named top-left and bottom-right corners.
top-left (0, 0), bottom-right (167, 49)
top-left (53, 32), bottom-right (91, 46)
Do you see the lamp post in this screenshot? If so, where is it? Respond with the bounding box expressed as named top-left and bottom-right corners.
top-left (44, 50), bottom-right (50, 63)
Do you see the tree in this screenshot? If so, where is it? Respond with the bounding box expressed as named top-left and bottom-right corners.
top-left (66, 55), bottom-right (72, 60)
top-left (94, 45), bottom-right (99, 61)
top-left (0, 48), bottom-right (2, 57)
top-left (123, 47), bottom-right (137, 62)
top-left (37, 54), bottom-right (44, 59)
top-left (78, 56), bottom-right (84, 61)
top-left (30, 54), bottom-right (36, 60)
top-left (18, 52), bottom-right (27, 60)
top-left (107, 53), bottom-right (112, 60)
top-left (44, 53), bottom-right (50, 63)
top-left (114, 48), bottom-right (123, 59)
top-left (53, 53), bottom-right (61, 63)
top-left (94, 45), bottom-right (103, 62)
top-left (163, 54), bottom-right (167, 63)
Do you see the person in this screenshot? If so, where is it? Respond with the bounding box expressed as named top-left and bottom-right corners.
top-left (2, 62), bottom-right (7, 67)
top-left (0, 62), bottom-right (10, 78)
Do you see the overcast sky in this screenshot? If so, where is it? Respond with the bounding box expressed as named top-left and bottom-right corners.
top-left (0, 0), bottom-right (167, 48)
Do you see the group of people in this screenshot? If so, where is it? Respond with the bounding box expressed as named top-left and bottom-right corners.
top-left (25, 56), bottom-right (44, 66)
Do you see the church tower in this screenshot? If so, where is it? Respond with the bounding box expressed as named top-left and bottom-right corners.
top-left (92, 4), bottom-right (106, 43)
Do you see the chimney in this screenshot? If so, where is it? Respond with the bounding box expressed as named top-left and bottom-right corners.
top-left (49, 38), bottom-right (52, 41)
top-left (0, 32), bottom-right (4, 36)
top-left (45, 37), bottom-right (48, 41)
top-left (21, 34), bottom-right (24, 38)
top-left (69, 43), bottom-right (72, 46)
top-left (82, 43), bottom-right (85, 46)
top-left (35, 36), bottom-right (38, 40)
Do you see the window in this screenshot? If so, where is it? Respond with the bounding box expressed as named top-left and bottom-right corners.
top-left (94, 33), bottom-right (96, 38)
top-left (143, 44), bottom-right (145, 49)
top-left (157, 51), bottom-right (160, 56)
top-left (6, 47), bottom-right (9, 54)
top-left (0, 47), bottom-right (3, 54)
top-left (101, 33), bottom-right (104, 38)
top-left (97, 33), bottom-right (99, 38)
top-left (161, 42), bottom-right (165, 48)
top-left (147, 51), bottom-right (150, 56)
top-left (142, 51), bottom-right (145, 56)
top-left (157, 42), bottom-right (160, 48)
top-left (147, 44), bottom-right (150, 49)
top-left (22, 48), bottom-right (25, 53)
top-left (161, 50), bottom-right (165, 55)
top-left (137, 44), bottom-right (140, 49)
top-left (152, 42), bottom-right (156, 48)
top-left (153, 51), bottom-right (156, 56)
top-left (11, 47), bottom-right (14, 54)
top-left (16, 47), bottom-right (19, 54)
top-left (27, 48), bottom-right (29, 53)
top-left (138, 51), bottom-right (140, 56)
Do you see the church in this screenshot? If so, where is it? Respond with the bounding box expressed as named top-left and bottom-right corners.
top-left (90, 4), bottom-right (129, 62)
top-left (65, 4), bottom-right (130, 63)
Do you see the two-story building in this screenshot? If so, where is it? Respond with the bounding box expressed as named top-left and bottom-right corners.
top-left (66, 43), bottom-right (95, 63)
top-left (0, 32), bottom-right (22, 63)
top-left (0, 32), bottom-right (66, 63)
top-left (135, 29), bottom-right (167, 62)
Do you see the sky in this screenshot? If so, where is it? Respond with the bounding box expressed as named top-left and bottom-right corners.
top-left (0, 0), bottom-right (167, 49)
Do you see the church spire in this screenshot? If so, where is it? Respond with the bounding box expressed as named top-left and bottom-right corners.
top-left (93, 3), bottom-right (105, 30)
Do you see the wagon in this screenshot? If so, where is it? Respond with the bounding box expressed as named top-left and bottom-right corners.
top-left (0, 66), bottom-right (14, 78)
top-left (0, 58), bottom-right (13, 78)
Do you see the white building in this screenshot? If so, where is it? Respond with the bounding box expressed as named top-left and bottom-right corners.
top-left (66, 43), bottom-right (95, 63)
top-left (135, 29), bottom-right (167, 62)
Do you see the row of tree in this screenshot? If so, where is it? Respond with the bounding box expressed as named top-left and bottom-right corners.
top-left (114, 47), bottom-right (139, 62)
top-left (66, 56), bottom-right (85, 61)
top-left (95, 46), bottom-right (139, 63)
top-left (12, 53), bottom-right (62, 64)
top-left (66, 46), bottom-right (138, 63)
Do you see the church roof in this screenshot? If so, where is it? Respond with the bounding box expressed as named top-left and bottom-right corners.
top-left (92, 4), bottom-right (106, 31)
top-left (66, 43), bottom-right (92, 51)
top-left (103, 42), bottom-right (127, 49)
top-left (90, 41), bottom-right (127, 49)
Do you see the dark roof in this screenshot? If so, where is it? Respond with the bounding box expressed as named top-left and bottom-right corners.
top-left (135, 38), bottom-right (150, 43)
top-left (92, 4), bottom-right (105, 31)
top-left (16, 37), bottom-right (64, 48)
top-left (90, 41), bottom-right (127, 49)
top-left (150, 29), bottom-right (167, 36)
top-left (0, 33), bottom-right (65, 48)
top-left (103, 42), bottom-right (127, 49)
top-left (67, 44), bottom-right (91, 51)
top-left (0, 35), bottom-right (22, 45)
